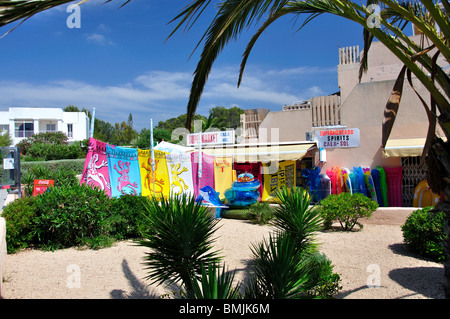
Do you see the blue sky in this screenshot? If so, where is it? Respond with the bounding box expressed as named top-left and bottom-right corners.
top-left (0, 0), bottom-right (373, 131)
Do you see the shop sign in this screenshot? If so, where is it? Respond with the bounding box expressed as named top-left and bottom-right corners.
top-left (187, 130), bottom-right (235, 146)
top-left (316, 128), bottom-right (360, 148)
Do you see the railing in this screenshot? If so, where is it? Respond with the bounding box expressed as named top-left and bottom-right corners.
top-left (311, 95), bottom-right (341, 127)
top-left (339, 45), bottom-right (360, 65)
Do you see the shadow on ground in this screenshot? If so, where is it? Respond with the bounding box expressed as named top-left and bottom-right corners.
top-left (110, 258), bottom-right (160, 299)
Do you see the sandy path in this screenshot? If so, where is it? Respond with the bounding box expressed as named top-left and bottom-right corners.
top-left (1, 211), bottom-right (446, 299)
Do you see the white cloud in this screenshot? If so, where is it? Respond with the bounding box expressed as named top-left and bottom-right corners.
top-left (86, 33), bottom-right (114, 45)
top-left (0, 65), bottom-right (331, 130)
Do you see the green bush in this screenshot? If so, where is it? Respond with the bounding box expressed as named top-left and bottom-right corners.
top-left (401, 207), bottom-right (447, 262)
top-left (303, 252), bottom-right (342, 299)
top-left (27, 142), bottom-right (84, 161)
top-left (319, 192), bottom-right (378, 231)
top-left (109, 195), bottom-right (152, 239)
top-left (248, 201), bottom-right (275, 225)
top-left (33, 184), bottom-right (113, 250)
top-left (21, 158), bottom-right (86, 176)
top-left (2, 196), bottom-right (37, 253)
top-left (16, 132), bottom-right (69, 155)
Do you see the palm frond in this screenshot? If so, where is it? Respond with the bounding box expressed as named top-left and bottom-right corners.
top-left (179, 0), bottom-right (290, 130)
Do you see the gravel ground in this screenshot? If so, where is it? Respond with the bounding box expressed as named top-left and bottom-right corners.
top-left (1, 209), bottom-right (446, 299)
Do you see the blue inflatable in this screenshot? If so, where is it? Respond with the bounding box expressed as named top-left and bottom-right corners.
top-left (224, 172), bottom-right (261, 207)
top-left (196, 185), bottom-right (228, 218)
top-left (353, 167), bottom-right (368, 197)
top-left (301, 167), bottom-right (322, 202)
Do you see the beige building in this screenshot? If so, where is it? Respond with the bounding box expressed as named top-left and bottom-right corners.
top-left (237, 34), bottom-right (448, 206)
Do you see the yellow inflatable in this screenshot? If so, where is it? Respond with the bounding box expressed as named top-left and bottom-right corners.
top-left (413, 180), bottom-right (440, 207)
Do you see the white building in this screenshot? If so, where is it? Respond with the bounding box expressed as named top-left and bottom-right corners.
top-left (0, 107), bottom-right (90, 146)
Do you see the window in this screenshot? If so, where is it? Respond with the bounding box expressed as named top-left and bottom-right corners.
top-left (68, 124), bottom-right (73, 138)
top-left (46, 124), bottom-right (56, 132)
top-left (0, 124), bottom-right (9, 134)
top-left (15, 121), bottom-right (34, 138)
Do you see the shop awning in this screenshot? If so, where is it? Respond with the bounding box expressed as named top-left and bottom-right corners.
top-left (383, 138), bottom-right (426, 158)
top-left (202, 142), bottom-right (316, 163)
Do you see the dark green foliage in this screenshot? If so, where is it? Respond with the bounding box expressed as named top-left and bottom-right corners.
top-left (248, 201), bottom-right (275, 225)
top-left (21, 164), bottom-right (79, 196)
top-left (16, 132), bottom-right (69, 155)
top-left (32, 184), bottom-right (112, 250)
top-left (138, 194), bottom-right (221, 292)
top-left (21, 158), bottom-right (85, 176)
top-left (402, 207), bottom-right (447, 262)
top-left (26, 142), bottom-right (85, 161)
top-left (244, 231), bottom-right (314, 299)
top-left (319, 192), bottom-right (378, 231)
top-left (272, 186), bottom-right (323, 252)
top-left (109, 195), bottom-right (152, 239)
top-left (188, 262), bottom-right (241, 299)
top-left (302, 252), bottom-right (343, 299)
top-left (222, 208), bottom-right (252, 220)
top-left (2, 196), bottom-right (37, 253)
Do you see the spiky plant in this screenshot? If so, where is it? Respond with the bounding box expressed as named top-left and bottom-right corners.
top-left (188, 262), bottom-right (242, 299)
top-left (244, 231), bottom-right (314, 299)
top-left (138, 193), bottom-right (221, 293)
top-left (272, 186), bottom-right (323, 252)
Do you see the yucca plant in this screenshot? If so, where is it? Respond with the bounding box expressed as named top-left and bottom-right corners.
top-left (188, 262), bottom-right (242, 299)
top-left (138, 193), bottom-right (222, 293)
top-left (244, 231), bottom-right (314, 299)
top-left (272, 186), bottom-right (323, 253)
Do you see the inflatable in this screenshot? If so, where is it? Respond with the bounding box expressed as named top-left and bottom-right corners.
top-left (341, 167), bottom-right (352, 194)
top-left (224, 172), bottom-right (261, 207)
top-left (301, 167), bottom-right (322, 202)
top-left (349, 170), bottom-right (358, 194)
top-left (371, 168), bottom-right (384, 207)
top-left (363, 167), bottom-right (377, 202)
top-left (376, 166), bottom-right (388, 207)
top-left (413, 180), bottom-right (440, 207)
top-left (330, 167), bottom-right (342, 194)
top-left (384, 166), bottom-right (403, 207)
top-left (326, 168), bottom-right (337, 195)
top-left (319, 173), bottom-right (331, 200)
top-left (196, 185), bottom-right (228, 218)
top-left (353, 167), bottom-right (368, 197)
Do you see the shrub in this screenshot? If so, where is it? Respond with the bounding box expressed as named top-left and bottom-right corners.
top-left (401, 207), bottom-right (447, 262)
top-left (21, 164), bottom-right (79, 196)
top-left (33, 184), bottom-right (113, 250)
top-left (109, 195), bottom-right (152, 239)
top-left (2, 196), bottom-right (37, 253)
top-left (303, 252), bottom-right (342, 299)
top-left (248, 201), bottom-right (275, 225)
top-left (27, 142), bottom-right (84, 161)
top-left (21, 158), bottom-right (86, 176)
top-left (319, 192), bottom-right (378, 231)
top-left (17, 131), bottom-right (69, 155)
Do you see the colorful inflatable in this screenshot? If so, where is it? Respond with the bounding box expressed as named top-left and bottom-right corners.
top-left (384, 166), bottom-right (403, 207)
top-left (224, 172), bottom-right (261, 207)
top-left (371, 168), bottom-right (384, 207)
top-left (196, 185), bottom-right (228, 218)
top-left (341, 167), bottom-right (352, 194)
top-left (413, 180), bottom-right (440, 207)
top-left (353, 167), bottom-right (368, 197)
top-left (319, 173), bottom-right (331, 200)
top-left (376, 166), bottom-right (388, 207)
top-left (363, 167), bottom-right (377, 202)
top-left (301, 167), bottom-right (322, 202)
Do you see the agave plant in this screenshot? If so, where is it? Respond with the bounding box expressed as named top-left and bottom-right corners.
top-left (244, 231), bottom-right (314, 299)
top-left (138, 193), bottom-right (222, 293)
top-left (188, 262), bottom-right (242, 299)
top-left (272, 186), bottom-right (323, 253)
